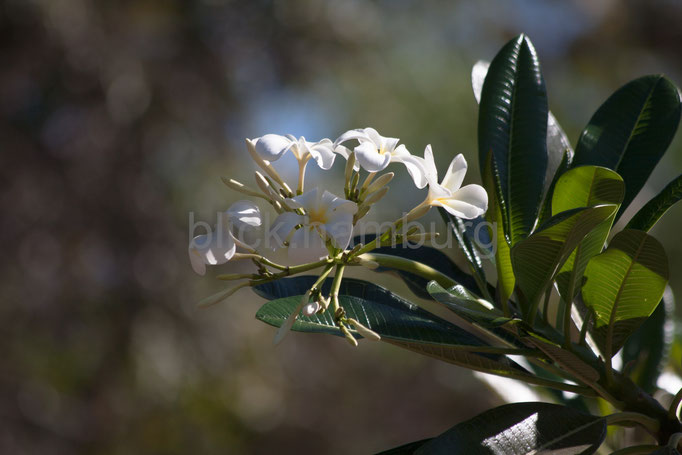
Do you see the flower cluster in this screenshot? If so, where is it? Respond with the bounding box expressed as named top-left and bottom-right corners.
top-left (189, 128), bottom-right (488, 345)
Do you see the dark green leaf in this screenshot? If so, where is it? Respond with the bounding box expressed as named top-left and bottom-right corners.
top-left (626, 173), bottom-right (682, 232)
top-left (255, 277), bottom-right (531, 377)
top-left (622, 288), bottom-right (675, 393)
top-left (511, 204), bottom-right (618, 320)
top-left (472, 60), bottom-right (573, 209)
top-left (582, 229), bottom-right (670, 358)
top-left (573, 75), bottom-right (682, 219)
top-left (414, 402), bottom-right (606, 455)
top-left (478, 34), bottom-right (549, 245)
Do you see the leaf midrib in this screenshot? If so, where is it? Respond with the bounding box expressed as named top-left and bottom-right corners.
top-left (605, 236), bottom-right (647, 359)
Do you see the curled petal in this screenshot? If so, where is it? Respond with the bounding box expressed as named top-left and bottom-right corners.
top-left (322, 212), bottom-right (355, 250)
top-left (396, 153), bottom-right (428, 189)
top-left (227, 200), bottom-right (262, 228)
top-left (354, 141), bottom-right (392, 172)
top-left (422, 145), bottom-right (440, 187)
top-left (334, 128), bottom-right (371, 147)
top-left (441, 154), bottom-right (468, 192)
top-left (188, 232), bottom-right (236, 275)
top-left (254, 134), bottom-right (294, 161)
top-left (307, 140), bottom-right (336, 170)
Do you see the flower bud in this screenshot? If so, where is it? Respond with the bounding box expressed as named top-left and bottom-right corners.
top-left (347, 318), bottom-right (381, 341)
top-left (221, 178), bottom-right (263, 198)
top-left (362, 186), bottom-right (389, 206)
top-left (340, 324), bottom-right (359, 347)
top-left (344, 151), bottom-right (356, 183)
top-left (303, 301), bottom-right (320, 317)
top-left (405, 203), bottom-right (431, 222)
top-left (246, 138), bottom-right (287, 188)
top-left (365, 172), bottom-right (394, 194)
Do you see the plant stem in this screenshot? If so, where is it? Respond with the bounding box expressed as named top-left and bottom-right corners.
top-left (608, 445), bottom-right (661, 455)
top-left (330, 264), bottom-right (346, 316)
top-left (669, 388), bottom-right (682, 420)
top-left (606, 412), bottom-right (661, 435)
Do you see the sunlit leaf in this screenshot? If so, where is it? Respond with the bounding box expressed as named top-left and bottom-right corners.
top-left (582, 230), bottom-right (669, 358)
top-left (412, 402), bottom-right (605, 455)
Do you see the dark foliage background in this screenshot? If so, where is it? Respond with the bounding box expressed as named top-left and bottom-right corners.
top-left (2, 1), bottom-right (682, 453)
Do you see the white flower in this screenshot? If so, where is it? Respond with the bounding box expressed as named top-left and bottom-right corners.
top-left (253, 134), bottom-right (336, 170)
top-left (334, 127), bottom-right (427, 188)
top-left (188, 201), bottom-right (262, 275)
top-left (272, 188), bottom-right (357, 256)
top-left (415, 145), bottom-right (488, 219)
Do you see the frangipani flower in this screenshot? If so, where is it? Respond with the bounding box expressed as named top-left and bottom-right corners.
top-left (189, 201), bottom-right (262, 275)
top-left (253, 134), bottom-right (336, 170)
top-left (334, 127), bottom-right (427, 188)
top-left (272, 188), bottom-right (357, 257)
top-left (411, 145), bottom-right (488, 219)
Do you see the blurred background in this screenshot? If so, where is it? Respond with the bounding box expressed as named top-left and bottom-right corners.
top-left (3, 0), bottom-right (682, 453)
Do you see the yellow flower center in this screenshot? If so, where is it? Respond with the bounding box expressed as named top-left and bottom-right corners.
top-left (307, 206), bottom-right (328, 225)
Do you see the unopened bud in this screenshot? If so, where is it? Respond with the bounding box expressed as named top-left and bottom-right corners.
top-left (197, 283), bottom-right (249, 308)
top-left (222, 178), bottom-right (263, 198)
top-left (340, 324), bottom-right (359, 347)
top-left (246, 138), bottom-right (287, 188)
top-left (344, 151), bottom-right (356, 183)
top-left (362, 186), bottom-right (389, 206)
top-left (405, 202), bottom-right (431, 222)
top-left (365, 172), bottom-right (394, 194)
top-left (303, 301), bottom-right (320, 317)
top-left (347, 318), bottom-right (381, 341)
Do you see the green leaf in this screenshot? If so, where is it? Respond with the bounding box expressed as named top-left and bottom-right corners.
top-left (427, 281), bottom-right (511, 328)
top-left (255, 277), bottom-right (530, 377)
top-left (573, 75), bottom-right (682, 219)
top-left (522, 332), bottom-right (600, 384)
top-left (622, 288), bottom-right (675, 393)
top-left (552, 166), bottom-right (625, 304)
top-left (477, 34), bottom-right (549, 245)
top-left (483, 151), bottom-right (516, 307)
top-left (582, 229), bottom-right (670, 358)
top-left (350, 234), bottom-right (487, 299)
top-left (626, 173), bottom-right (682, 232)
top-left (413, 402), bottom-right (606, 455)
top-left (537, 148), bottom-right (572, 227)
top-left (511, 204), bottom-right (619, 320)
top-left (472, 60), bottom-right (573, 204)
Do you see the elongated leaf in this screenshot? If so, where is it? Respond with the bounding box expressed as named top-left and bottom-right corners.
top-left (472, 60), bottom-right (573, 200)
top-left (582, 229), bottom-right (669, 358)
top-left (350, 234), bottom-right (486, 299)
top-left (483, 151), bottom-right (516, 306)
top-left (255, 277), bottom-right (530, 377)
top-left (522, 332), bottom-right (600, 384)
top-left (413, 402), bottom-right (606, 455)
top-left (552, 166), bottom-right (625, 303)
top-left (573, 75), bottom-right (682, 218)
top-left (622, 288), bottom-right (675, 393)
top-left (511, 205), bottom-right (618, 320)
top-left (427, 281), bottom-right (510, 328)
top-left (538, 148), bottom-right (572, 226)
top-left (627, 173), bottom-right (682, 232)
top-left (477, 34), bottom-right (548, 245)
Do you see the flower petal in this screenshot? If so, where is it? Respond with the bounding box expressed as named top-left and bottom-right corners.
top-left (440, 154), bottom-right (468, 192)
top-left (422, 145), bottom-right (439, 187)
top-left (396, 153), bottom-right (428, 189)
top-left (307, 139), bottom-right (336, 170)
top-left (271, 212), bottom-right (305, 248)
top-left (188, 232), bottom-right (236, 275)
top-left (255, 134), bottom-right (294, 161)
top-left (434, 184), bottom-right (488, 219)
top-left (354, 141), bottom-right (391, 172)
top-left (320, 190), bottom-right (356, 213)
top-left (288, 187), bottom-right (320, 212)
top-left (322, 211), bottom-right (355, 250)
top-left (227, 200), bottom-right (262, 228)
top-left (334, 128), bottom-right (371, 147)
